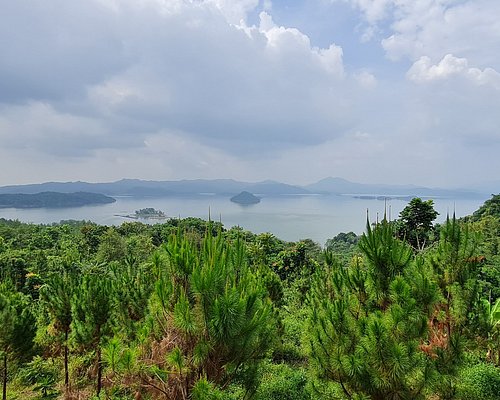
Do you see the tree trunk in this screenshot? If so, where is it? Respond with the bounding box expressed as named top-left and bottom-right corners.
top-left (64, 329), bottom-right (69, 388)
top-left (2, 352), bottom-right (7, 400)
top-left (96, 326), bottom-right (102, 396)
top-left (97, 345), bottom-right (102, 396)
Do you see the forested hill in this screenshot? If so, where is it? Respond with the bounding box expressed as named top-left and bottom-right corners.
top-left (0, 192), bottom-right (115, 208)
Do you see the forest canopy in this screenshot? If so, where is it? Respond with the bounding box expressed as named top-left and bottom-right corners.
top-left (0, 196), bottom-right (499, 399)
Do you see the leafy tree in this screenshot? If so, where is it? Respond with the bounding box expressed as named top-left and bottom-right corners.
top-left (274, 240), bottom-right (320, 280)
top-left (96, 228), bottom-right (127, 263)
top-left (325, 231), bottom-right (360, 261)
top-left (479, 297), bottom-right (500, 365)
top-left (247, 232), bottom-right (285, 267)
top-left (396, 198), bottom-right (439, 250)
top-left (0, 282), bottom-right (36, 400)
top-left (79, 223), bottom-right (107, 257)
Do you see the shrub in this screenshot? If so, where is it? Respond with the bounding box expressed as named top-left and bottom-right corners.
top-left (255, 363), bottom-right (309, 400)
top-left (457, 362), bottom-right (500, 400)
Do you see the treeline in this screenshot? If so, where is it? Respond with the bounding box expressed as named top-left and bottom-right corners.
top-left (0, 197), bottom-right (500, 400)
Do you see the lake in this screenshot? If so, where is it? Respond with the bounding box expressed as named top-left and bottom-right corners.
top-left (0, 194), bottom-right (488, 245)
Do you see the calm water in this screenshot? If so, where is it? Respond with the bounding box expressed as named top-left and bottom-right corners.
top-left (0, 194), bottom-right (488, 245)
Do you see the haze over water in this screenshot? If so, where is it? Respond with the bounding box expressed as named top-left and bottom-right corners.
top-left (0, 194), bottom-right (487, 245)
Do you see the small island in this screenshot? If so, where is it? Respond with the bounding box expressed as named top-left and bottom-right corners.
top-left (0, 191), bottom-right (116, 208)
top-left (116, 208), bottom-right (167, 220)
top-left (230, 191), bottom-right (260, 205)
top-left (135, 208), bottom-right (166, 218)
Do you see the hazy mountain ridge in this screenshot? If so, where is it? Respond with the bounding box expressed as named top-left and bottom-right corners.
top-left (0, 177), bottom-right (486, 198)
top-left (305, 177), bottom-right (482, 198)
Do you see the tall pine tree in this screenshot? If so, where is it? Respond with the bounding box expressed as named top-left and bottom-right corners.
top-left (40, 271), bottom-right (77, 389)
top-left (143, 230), bottom-right (274, 398)
top-left (71, 271), bottom-right (115, 396)
top-left (308, 219), bottom-right (439, 399)
top-left (0, 282), bottom-right (35, 400)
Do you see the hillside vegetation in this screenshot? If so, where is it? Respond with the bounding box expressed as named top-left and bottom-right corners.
top-left (0, 196), bottom-right (499, 399)
top-left (0, 192), bottom-right (115, 208)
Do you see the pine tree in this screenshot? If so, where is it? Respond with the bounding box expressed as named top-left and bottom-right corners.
top-left (71, 272), bottom-right (115, 396)
top-left (40, 271), bottom-right (77, 389)
top-left (427, 216), bottom-right (483, 397)
top-left (0, 282), bottom-right (36, 400)
top-left (110, 254), bottom-right (154, 339)
top-left (143, 230), bottom-right (274, 398)
top-left (308, 219), bottom-right (439, 399)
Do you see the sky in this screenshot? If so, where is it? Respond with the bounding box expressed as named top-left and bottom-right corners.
top-left (1, 0), bottom-right (500, 188)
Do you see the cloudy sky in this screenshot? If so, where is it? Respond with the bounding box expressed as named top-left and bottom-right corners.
top-left (1, 0), bottom-right (499, 188)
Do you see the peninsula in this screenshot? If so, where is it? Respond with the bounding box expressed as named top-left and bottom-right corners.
top-left (0, 192), bottom-right (116, 208)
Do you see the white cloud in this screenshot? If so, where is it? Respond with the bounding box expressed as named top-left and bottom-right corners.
top-left (258, 12), bottom-right (344, 77)
top-left (204, 0), bottom-right (260, 24)
top-left (340, 0), bottom-right (500, 70)
top-left (407, 54), bottom-right (500, 89)
top-left (1, 0), bottom-right (500, 187)
top-left (0, 0), bottom-right (352, 160)
top-left (354, 70), bottom-right (377, 88)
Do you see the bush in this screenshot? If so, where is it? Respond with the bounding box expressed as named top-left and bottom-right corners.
top-left (17, 356), bottom-right (60, 398)
top-left (457, 362), bottom-right (500, 400)
top-left (255, 363), bottom-right (309, 400)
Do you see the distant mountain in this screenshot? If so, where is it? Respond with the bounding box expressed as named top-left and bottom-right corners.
top-left (0, 179), bottom-right (309, 197)
top-left (464, 179), bottom-right (500, 194)
top-left (230, 191), bottom-right (260, 205)
top-left (0, 177), bottom-right (485, 199)
top-left (305, 177), bottom-right (483, 198)
top-left (243, 181), bottom-right (309, 195)
top-left (0, 192), bottom-right (116, 209)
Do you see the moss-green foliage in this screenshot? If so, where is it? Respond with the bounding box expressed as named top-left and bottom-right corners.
top-left (456, 362), bottom-right (500, 400)
top-left (325, 231), bottom-right (360, 262)
top-left (469, 193), bottom-right (500, 221)
top-left (255, 363), bottom-right (309, 400)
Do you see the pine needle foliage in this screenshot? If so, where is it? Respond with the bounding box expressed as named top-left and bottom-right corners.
top-left (0, 281), bottom-right (36, 400)
top-left (110, 255), bottom-right (154, 339)
top-left (145, 229), bottom-right (275, 399)
top-left (358, 219), bottom-right (413, 307)
top-left (39, 271), bottom-right (78, 388)
top-left (425, 216), bottom-right (483, 397)
top-left (308, 220), bottom-right (439, 400)
top-left (71, 271), bottom-right (115, 396)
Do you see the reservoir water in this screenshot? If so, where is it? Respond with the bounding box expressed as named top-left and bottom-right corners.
top-left (0, 194), bottom-right (488, 245)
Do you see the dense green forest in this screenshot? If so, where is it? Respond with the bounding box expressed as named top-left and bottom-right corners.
top-left (0, 192), bottom-right (115, 209)
top-left (1, 196), bottom-right (500, 399)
